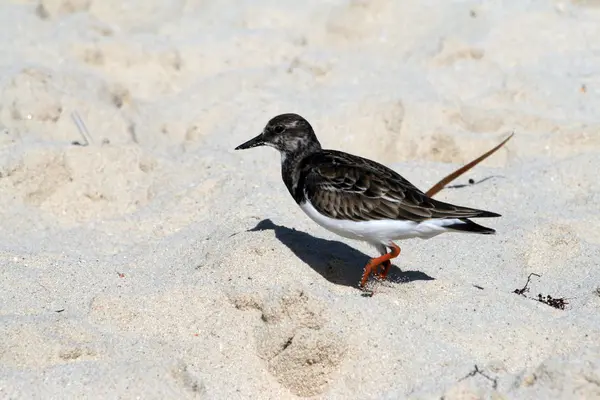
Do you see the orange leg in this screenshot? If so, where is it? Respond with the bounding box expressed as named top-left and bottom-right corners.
top-left (360, 243), bottom-right (401, 288)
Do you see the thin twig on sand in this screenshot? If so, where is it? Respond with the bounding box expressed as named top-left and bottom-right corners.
top-left (459, 365), bottom-right (498, 390)
top-left (513, 273), bottom-right (541, 296)
top-left (71, 111), bottom-right (94, 146)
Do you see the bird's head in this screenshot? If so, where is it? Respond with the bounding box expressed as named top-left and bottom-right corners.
top-left (235, 113), bottom-right (321, 156)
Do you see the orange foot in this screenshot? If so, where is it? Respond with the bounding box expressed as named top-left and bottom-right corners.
top-left (373, 260), bottom-right (392, 280)
top-left (360, 243), bottom-right (401, 288)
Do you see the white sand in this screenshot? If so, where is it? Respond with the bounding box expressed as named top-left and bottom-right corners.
top-left (1, 0), bottom-right (600, 398)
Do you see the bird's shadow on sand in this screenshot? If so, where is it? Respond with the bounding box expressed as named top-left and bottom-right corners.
top-left (248, 219), bottom-right (434, 288)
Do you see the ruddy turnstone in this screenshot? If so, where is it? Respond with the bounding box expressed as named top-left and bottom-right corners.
top-left (235, 113), bottom-right (501, 288)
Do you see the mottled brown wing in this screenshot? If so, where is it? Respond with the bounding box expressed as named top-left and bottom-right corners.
top-left (303, 151), bottom-right (500, 222)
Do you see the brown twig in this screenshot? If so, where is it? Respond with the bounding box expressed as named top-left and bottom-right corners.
top-left (426, 132), bottom-right (514, 197)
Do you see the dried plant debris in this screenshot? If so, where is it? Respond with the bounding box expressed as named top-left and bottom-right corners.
top-left (513, 273), bottom-right (568, 310)
top-left (513, 273), bottom-right (540, 296)
top-left (537, 294), bottom-right (567, 310)
top-left (459, 365), bottom-right (498, 390)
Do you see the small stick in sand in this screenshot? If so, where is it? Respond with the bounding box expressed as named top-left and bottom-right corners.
top-left (513, 273), bottom-right (541, 296)
top-left (459, 365), bottom-right (498, 389)
top-left (426, 132), bottom-right (514, 198)
top-left (70, 111), bottom-right (94, 146)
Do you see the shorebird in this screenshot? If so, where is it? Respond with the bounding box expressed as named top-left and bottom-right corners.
top-left (235, 113), bottom-right (500, 288)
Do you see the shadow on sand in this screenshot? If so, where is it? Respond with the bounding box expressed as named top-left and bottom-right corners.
top-left (248, 219), bottom-right (434, 289)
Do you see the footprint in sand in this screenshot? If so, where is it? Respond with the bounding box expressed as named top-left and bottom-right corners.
top-left (231, 289), bottom-right (347, 397)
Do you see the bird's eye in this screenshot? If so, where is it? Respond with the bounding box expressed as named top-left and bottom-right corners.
top-left (274, 125), bottom-right (285, 133)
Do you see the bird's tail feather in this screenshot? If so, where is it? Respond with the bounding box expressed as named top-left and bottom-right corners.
top-left (445, 218), bottom-right (496, 234)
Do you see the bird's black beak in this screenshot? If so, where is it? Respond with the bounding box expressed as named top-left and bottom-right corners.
top-left (235, 133), bottom-right (265, 150)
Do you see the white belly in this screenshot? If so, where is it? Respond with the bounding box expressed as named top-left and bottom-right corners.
top-left (299, 199), bottom-right (455, 246)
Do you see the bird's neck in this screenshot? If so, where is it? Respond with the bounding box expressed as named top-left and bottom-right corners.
top-left (280, 143), bottom-right (320, 203)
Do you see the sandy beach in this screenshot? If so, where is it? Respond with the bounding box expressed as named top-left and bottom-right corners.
top-left (1, 0), bottom-right (600, 398)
